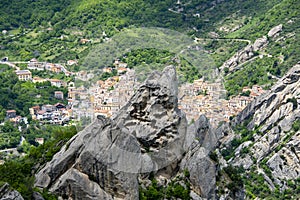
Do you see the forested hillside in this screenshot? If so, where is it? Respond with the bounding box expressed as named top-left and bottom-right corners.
top-left (1, 0), bottom-right (299, 94)
top-left (1, 0), bottom-right (298, 75)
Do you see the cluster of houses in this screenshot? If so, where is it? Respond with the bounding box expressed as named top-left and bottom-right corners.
top-left (69, 68), bottom-right (137, 121)
top-left (67, 64), bottom-right (265, 128)
top-left (29, 103), bottom-right (71, 124)
top-left (5, 110), bottom-right (25, 124)
top-left (14, 58), bottom-right (75, 82)
top-left (9, 57), bottom-right (267, 129)
top-left (179, 79), bottom-right (265, 127)
top-left (32, 77), bottom-right (67, 87)
top-left (4, 89), bottom-right (67, 127)
top-left (27, 58), bottom-right (73, 75)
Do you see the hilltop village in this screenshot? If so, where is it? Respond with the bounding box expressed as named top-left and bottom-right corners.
top-left (3, 58), bottom-right (265, 129)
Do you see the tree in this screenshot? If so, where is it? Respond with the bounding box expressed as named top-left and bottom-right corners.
top-left (1, 121), bottom-right (17, 133)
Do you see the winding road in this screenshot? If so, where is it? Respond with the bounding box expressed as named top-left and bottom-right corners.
top-left (195, 37), bottom-right (251, 45)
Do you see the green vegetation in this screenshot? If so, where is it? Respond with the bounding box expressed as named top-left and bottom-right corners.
top-left (292, 119), bottom-right (300, 132)
top-left (216, 165), bottom-right (244, 197)
top-left (99, 69), bottom-right (117, 81)
top-left (0, 0), bottom-right (298, 97)
top-left (224, 0), bottom-right (300, 97)
top-left (225, 57), bottom-right (276, 97)
top-left (121, 49), bottom-right (175, 69)
top-left (287, 97), bottom-right (298, 110)
top-left (243, 166), bottom-right (300, 199)
top-left (223, 165), bottom-right (244, 194)
top-left (221, 124), bottom-right (255, 160)
top-left (140, 172), bottom-right (190, 200)
top-left (202, 39), bottom-right (248, 68)
top-left (0, 132), bottom-right (20, 149)
top-left (0, 126), bottom-right (77, 199)
top-left (243, 169), bottom-right (272, 198)
top-left (0, 0), bottom-right (299, 199)
top-left (0, 67), bottom-right (67, 118)
top-left (122, 49), bottom-right (203, 83)
top-left (209, 151), bottom-right (219, 163)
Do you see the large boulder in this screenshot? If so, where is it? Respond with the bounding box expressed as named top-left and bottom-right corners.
top-left (35, 66), bottom-right (188, 199)
top-left (268, 24), bottom-right (283, 38)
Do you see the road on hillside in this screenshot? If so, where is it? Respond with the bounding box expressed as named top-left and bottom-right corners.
top-left (195, 37), bottom-right (251, 45)
top-left (0, 61), bottom-right (20, 70)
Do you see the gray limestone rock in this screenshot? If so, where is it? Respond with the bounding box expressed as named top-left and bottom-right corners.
top-left (181, 146), bottom-right (216, 199)
top-left (267, 132), bottom-right (300, 180)
top-left (184, 115), bottom-right (217, 152)
top-left (228, 64), bottom-right (300, 192)
top-left (253, 36), bottom-right (268, 51)
top-left (32, 192), bottom-right (45, 200)
top-left (0, 183), bottom-right (24, 200)
top-left (33, 61), bottom-right (300, 199)
top-left (35, 66), bottom-right (188, 199)
top-left (268, 24), bottom-right (283, 38)
top-left (233, 64), bottom-right (300, 132)
top-left (181, 115), bottom-right (217, 199)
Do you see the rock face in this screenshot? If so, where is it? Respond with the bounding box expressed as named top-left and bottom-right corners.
top-left (181, 115), bottom-right (218, 199)
top-left (267, 134), bottom-right (300, 180)
top-left (228, 64), bottom-right (300, 190)
top-left (220, 24), bottom-right (285, 73)
top-left (253, 36), bottom-right (268, 51)
top-left (0, 183), bottom-right (24, 200)
top-left (221, 24), bottom-right (285, 73)
top-left (35, 66), bottom-right (191, 199)
top-left (220, 44), bottom-right (256, 72)
top-left (234, 64), bottom-right (300, 134)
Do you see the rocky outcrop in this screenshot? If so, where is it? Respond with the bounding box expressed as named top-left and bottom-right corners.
top-left (181, 115), bottom-right (218, 199)
top-left (253, 36), bottom-right (268, 51)
top-left (34, 61), bottom-right (300, 199)
top-left (35, 66), bottom-right (190, 199)
top-left (227, 63), bottom-right (300, 191)
top-left (267, 131), bottom-right (300, 184)
top-left (34, 65), bottom-right (226, 199)
top-left (0, 183), bottom-right (24, 200)
top-left (220, 44), bottom-right (257, 72)
top-left (268, 24), bottom-right (283, 38)
top-left (234, 64), bottom-right (300, 133)
top-left (221, 24), bottom-right (284, 73)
